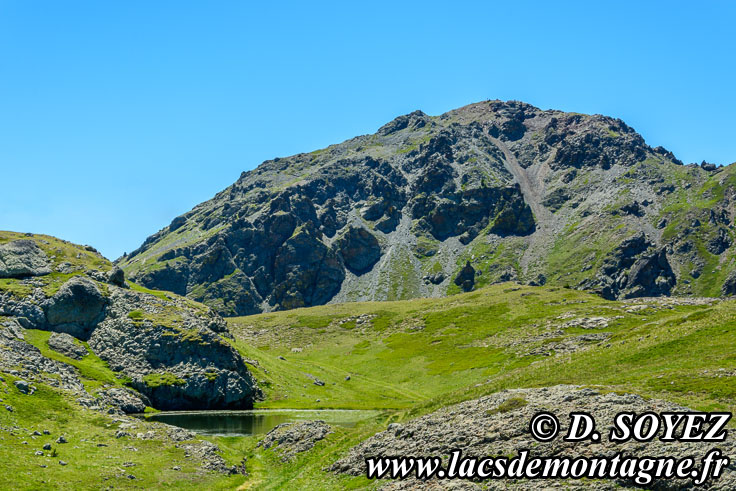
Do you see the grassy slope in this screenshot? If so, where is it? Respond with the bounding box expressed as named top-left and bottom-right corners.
top-left (228, 285), bottom-right (736, 412)
top-left (2, 326), bottom-right (252, 489)
top-left (3, 280), bottom-right (736, 489)
top-left (0, 371), bottom-right (252, 489)
top-left (224, 284), bottom-right (736, 489)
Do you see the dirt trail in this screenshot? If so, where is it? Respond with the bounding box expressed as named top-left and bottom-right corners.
top-left (489, 137), bottom-right (554, 273)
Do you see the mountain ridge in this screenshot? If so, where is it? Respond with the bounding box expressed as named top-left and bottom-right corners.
top-left (117, 100), bottom-right (736, 315)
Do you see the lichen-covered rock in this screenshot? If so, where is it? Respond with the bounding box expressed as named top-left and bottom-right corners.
top-left (98, 388), bottom-right (149, 414)
top-left (257, 421), bottom-right (332, 461)
top-left (47, 332), bottom-right (88, 360)
top-left (0, 240), bottom-right (51, 278)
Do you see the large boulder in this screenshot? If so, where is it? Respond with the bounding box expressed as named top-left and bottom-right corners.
top-left (335, 226), bottom-right (381, 274)
top-left (0, 240), bottom-right (51, 278)
top-left (453, 261), bottom-right (475, 292)
top-left (44, 276), bottom-right (107, 339)
top-left (98, 388), bottom-right (149, 414)
top-left (257, 421), bottom-right (333, 462)
top-left (47, 332), bottom-right (88, 360)
top-left (107, 266), bottom-right (126, 287)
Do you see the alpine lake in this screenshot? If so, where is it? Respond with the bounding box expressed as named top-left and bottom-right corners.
top-left (141, 409), bottom-right (381, 436)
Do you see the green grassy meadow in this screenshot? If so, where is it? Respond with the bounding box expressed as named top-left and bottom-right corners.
top-left (2, 283), bottom-right (736, 489)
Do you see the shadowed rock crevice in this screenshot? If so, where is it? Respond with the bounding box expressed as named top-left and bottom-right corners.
top-left (335, 226), bottom-right (381, 274)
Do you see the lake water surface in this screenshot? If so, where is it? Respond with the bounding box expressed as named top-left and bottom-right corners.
top-left (144, 409), bottom-right (380, 436)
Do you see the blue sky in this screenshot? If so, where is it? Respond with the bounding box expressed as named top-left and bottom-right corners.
top-left (1, 1), bottom-right (734, 260)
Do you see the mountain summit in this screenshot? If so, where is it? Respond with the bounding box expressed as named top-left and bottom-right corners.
top-left (118, 100), bottom-right (735, 315)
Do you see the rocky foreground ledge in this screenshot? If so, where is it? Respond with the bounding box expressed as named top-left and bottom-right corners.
top-left (332, 385), bottom-right (736, 490)
top-left (0, 232), bottom-right (259, 412)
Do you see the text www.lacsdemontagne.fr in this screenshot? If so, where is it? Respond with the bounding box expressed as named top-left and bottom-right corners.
top-left (365, 449), bottom-right (730, 486)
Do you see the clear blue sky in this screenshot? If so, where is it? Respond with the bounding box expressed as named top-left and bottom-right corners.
top-left (1, 1), bottom-right (734, 260)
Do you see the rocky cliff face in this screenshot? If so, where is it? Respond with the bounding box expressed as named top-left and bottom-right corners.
top-left (118, 100), bottom-right (736, 315)
top-left (0, 232), bottom-right (259, 411)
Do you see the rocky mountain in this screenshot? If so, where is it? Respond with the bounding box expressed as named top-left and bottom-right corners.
top-left (0, 231), bottom-right (259, 411)
top-left (118, 100), bottom-right (736, 316)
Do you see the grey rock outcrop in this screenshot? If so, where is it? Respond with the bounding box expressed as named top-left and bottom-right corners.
top-left (0, 318), bottom-right (86, 394)
top-left (47, 332), bottom-right (88, 360)
top-left (623, 247), bottom-right (675, 298)
top-left (175, 440), bottom-right (236, 474)
top-left (722, 270), bottom-right (736, 296)
top-left (580, 233), bottom-right (675, 300)
top-left (98, 388), bottom-right (149, 414)
top-left (88, 288), bottom-right (259, 410)
top-left (332, 386), bottom-right (736, 489)
top-left (2, 313), bottom-right (149, 414)
top-left (0, 240), bottom-right (51, 278)
top-left (258, 421), bottom-right (333, 462)
top-left (0, 232), bottom-right (259, 412)
top-left (3, 280), bottom-right (258, 411)
top-left (0, 289), bottom-right (46, 329)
